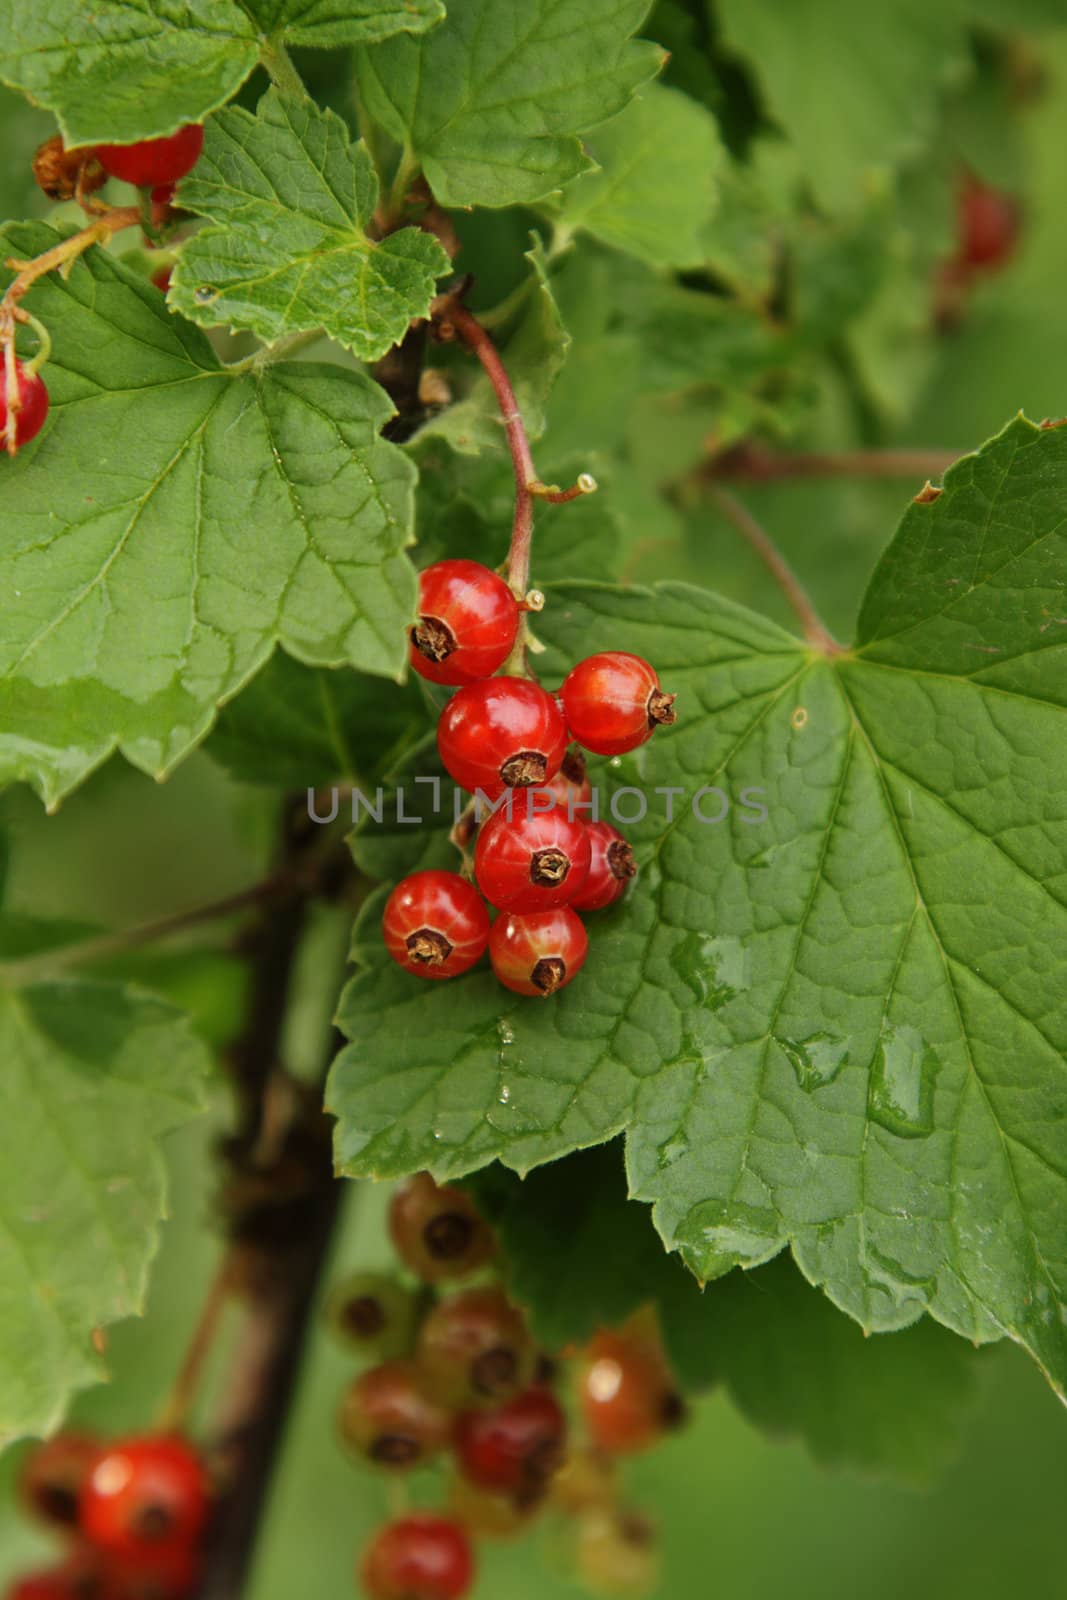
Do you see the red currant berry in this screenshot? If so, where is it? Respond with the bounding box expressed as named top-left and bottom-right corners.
top-left (151, 268), bottom-right (172, 294)
top-left (560, 653), bottom-right (675, 757)
top-left (410, 560), bottom-right (520, 686)
top-left (474, 801), bottom-right (591, 913)
top-left (570, 822), bottom-right (636, 912)
top-left (453, 1386), bottom-right (567, 1504)
top-left (580, 1327), bottom-right (686, 1455)
top-left (360, 1514), bottom-right (474, 1600)
top-left (418, 1287), bottom-right (536, 1408)
top-left (544, 748), bottom-right (593, 815)
top-left (338, 1360), bottom-right (450, 1469)
top-left (388, 1172), bottom-right (496, 1283)
top-left (326, 1271), bottom-right (421, 1358)
top-left (382, 871), bottom-right (490, 980)
top-left (104, 1544), bottom-right (200, 1600)
top-left (95, 126), bottom-right (204, 188)
top-left (489, 907), bottom-right (588, 998)
top-left (958, 172), bottom-right (1020, 270)
top-left (5, 1554), bottom-right (109, 1600)
top-left (19, 1431), bottom-right (100, 1531)
top-left (1, 362), bottom-right (49, 451)
top-left (437, 678), bottom-right (567, 799)
top-left (79, 1435), bottom-right (210, 1560)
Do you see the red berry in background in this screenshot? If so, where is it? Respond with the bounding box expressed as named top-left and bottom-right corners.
top-left (561, 653), bottom-right (676, 757)
top-left (360, 1514), bottom-right (474, 1600)
top-left (580, 1326), bottom-right (686, 1455)
top-left (1, 362), bottom-right (49, 452)
top-left (95, 125), bottom-right (204, 188)
top-left (570, 822), bottom-right (636, 913)
top-left (19, 1431), bottom-right (100, 1531)
top-left (453, 1386), bottom-right (567, 1504)
top-left (152, 269), bottom-right (173, 294)
top-left (410, 559), bottom-right (520, 686)
top-left (5, 1554), bottom-right (109, 1600)
top-left (388, 1172), bottom-right (496, 1282)
top-left (489, 907), bottom-right (588, 997)
top-left (437, 678), bottom-right (567, 799)
top-left (382, 871), bottom-right (490, 980)
top-left (474, 802), bottom-right (591, 913)
top-left (338, 1360), bottom-right (451, 1469)
top-left (105, 1543), bottom-right (200, 1600)
top-left (957, 170), bottom-right (1020, 270)
top-left (79, 1435), bottom-right (210, 1560)
top-left (418, 1287), bottom-right (536, 1408)
top-left (545, 748), bottom-right (593, 816)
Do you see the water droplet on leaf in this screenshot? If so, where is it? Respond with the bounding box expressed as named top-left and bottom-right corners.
top-left (868, 1025), bottom-right (940, 1138)
top-left (775, 1031), bottom-right (849, 1091)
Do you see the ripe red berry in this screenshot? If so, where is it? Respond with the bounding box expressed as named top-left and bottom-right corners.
top-left (79, 1435), bottom-right (210, 1560)
top-left (453, 1386), bottom-right (567, 1504)
top-left (152, 268), bottom-right (173, 294)
top-left (338, 1360), bottom-right (450, 1470)
top-left (580, 1327), bottom-right (686, 1455)
top-left (326, 1271), bottom-right (420, 1358)
top-left (410, 559), bottom-right (520, 686)
top-left (360, 1514), bottom-right (474, 1600)
top-left (570, 822), bottom-right (636, 912)
top-left (1, 361), bottom-right (49, 451)
top-left (418, 1287), bottom-right (536, 1408)
top-left (104, 1543), bottom-right (200, 1600)
top-left (94, 125), bottom-right (204, 188)
top-left (5, 1556), bottom-right (107, 1600)
top-left (437, 678), bottom-right (567, 799)
top-left (19, 1431), bottom-right (100, 1531)
top-left (957, 171), bottom-right (1020, 270)
top-left (560, 653), bottom-right (676, 757)
top-left (488, 907), bottom-right (588, 998)
top-left (474, 802), bottom-right (591, 913)
top-left (388, 1172), bottom-right (496, 1283)
top-left (382, 871), bottom-right (490, 980)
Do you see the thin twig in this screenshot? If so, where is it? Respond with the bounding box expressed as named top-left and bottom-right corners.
top-left (0, 871), bottom-right (297, 988)
top-left (155, 1257), bottom-right (233, 1434)
top-left (704, 442), bottom-right (959, 484)
top-left (709, 487), bottom-right (844, 656)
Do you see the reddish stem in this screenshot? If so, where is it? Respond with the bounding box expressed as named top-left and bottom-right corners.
top-left (706, 442), bottom-right (959, 484)
top-left (709, 487), bottom-right (844, 656)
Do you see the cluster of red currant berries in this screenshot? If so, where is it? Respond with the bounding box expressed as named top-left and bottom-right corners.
top-left (331, 1172), bottom-right (685, 1599)
top-left (2, 125), bottom-right (203, 454)
top-left (7, 1431), bottom-right (211, 1600)
top-left (382, 560), bottom-right (676, 998)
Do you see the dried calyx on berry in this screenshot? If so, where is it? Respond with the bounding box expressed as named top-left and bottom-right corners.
top-left (388, 1172), bottom-right (496, 1282)
top-left (382, 871), bottom-right (490, 981)
top-left (437, 678), bottom-right (567, 799)
top-left (561, 653), bottom-right (676, 758)
top-left (571, 822), bottom-right (637, 913)
top-left (488, 907), bottom-right (588, 997)
top-left (32, 135), bottom-right (106, 200)
top-left (474, 802), bottom-right (592, 913)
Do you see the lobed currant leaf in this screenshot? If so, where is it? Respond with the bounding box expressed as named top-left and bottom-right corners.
top-left (470, 1146), bottom-right (983, 1483)
top-left (355, 0), bottom-right (665, 209)
top-left (243, 0), bottom-right (445, 48)
top-left (0, 0), bottom-right (258, 149)
top-left (171, 91), bottom-right (449, 360)
top-left (0, 977), bottom-right (209, 1445)
top-left (0, 223), bottom-right (419, 808)
top-left (547, 83), bottom-right (723, 269)
top-left (329, 416), bottom-right (1067, 1400)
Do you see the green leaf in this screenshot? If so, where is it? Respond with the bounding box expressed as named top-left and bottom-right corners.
top-left (715, 0), bottom-right (969, 210)
top-left (245, 0), bottom-right (444, 47)
top-left (0, 0), bottom-right (258, 148)
top-left (416, 238), bottom-right (569, 456)
top-left (171, 91), bottom-right (449, 360)
top-left (0, 224), bottom-right (418, 808)
top-left (471, 1144), bottom-right (983, 1482)
top-left (549, 84), bottom-right (722, 268)
top-left (0, 979), bottom-right (209, 1444)
top-left (207, 651), bottom-right (427, 789)
top-left (355, 0), bottom-right (664, 208)
top-left (330, 416), bottom-right (1067, 1399)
